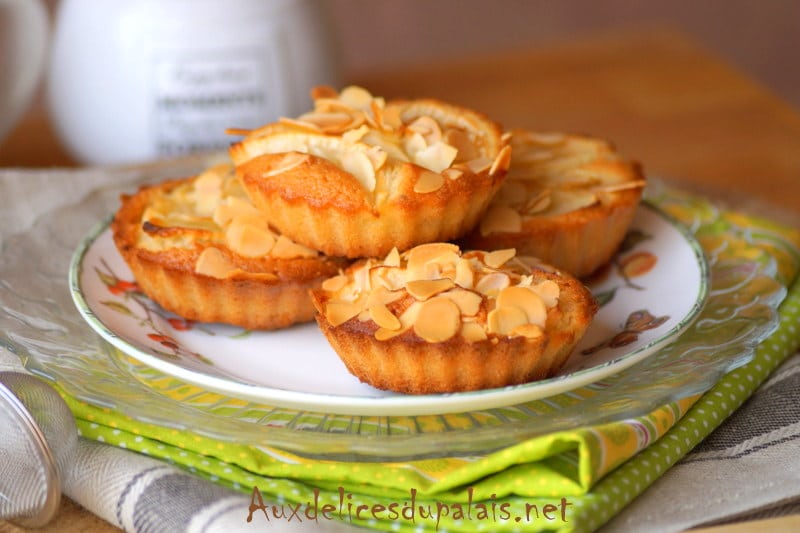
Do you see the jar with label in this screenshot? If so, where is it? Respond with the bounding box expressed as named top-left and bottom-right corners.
top-left (46, 0), bottom-right (342, 165)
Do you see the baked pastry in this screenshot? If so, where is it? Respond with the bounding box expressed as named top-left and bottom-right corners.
top-left (230, 86), bottom-right (511, 258)
top-left (111, 163), bottom-right (347, 330)
top-left (310, 242), bottom-right (597, 394)
top-left (462, 130), bottom-right (646, 278)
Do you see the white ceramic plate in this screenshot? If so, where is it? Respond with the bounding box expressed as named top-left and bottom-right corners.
top-left (69, 203), bottom-right (708, 416)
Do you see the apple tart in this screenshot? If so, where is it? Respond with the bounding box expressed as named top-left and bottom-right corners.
top-left (463, 130), bottom-right (646, 278)
top-left (230, 86), bottom-right (511, 258)
top-left (310, 242), bottom-right (597, 394)
top-left (111, 163), bottom-right (347, 330)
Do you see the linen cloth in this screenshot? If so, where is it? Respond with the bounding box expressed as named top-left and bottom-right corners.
top-left (1, 163), bottom-right (799, 533)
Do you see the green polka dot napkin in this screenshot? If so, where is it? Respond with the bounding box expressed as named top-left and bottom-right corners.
top-left (59, 189), bottom-right (800, 533)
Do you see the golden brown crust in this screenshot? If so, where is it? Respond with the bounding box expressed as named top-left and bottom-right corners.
top-left (309, 245), bottom-right (597, 394)
top-left (111, 172), bottom-right (347, 330)
top-left (231, 86), bottom-right (510, 258)
top-left (462, 130), bottom-right (645, 278)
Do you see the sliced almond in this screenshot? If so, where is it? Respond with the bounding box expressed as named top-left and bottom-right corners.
top-left (443, 168), bottom-right (463, 180)
top-left (496, 286), bottom-right (547, 327)
top-left (474, 272), bottom-right (510, 296)
top-left (413, 169), bottom-right (445, 194)
top-left (340, 150), bottom-right (376, 192)
top-left (413, 296), bottom-right (460, 343)
top-left (454, 258), bottom-right (475, 289)
top-left (369, 303), bottom-right (401, 330)
top-left (530, 280), bottom-right (560, 308)
top-left (479, 205), bottom-right (522, 235)
top-left (321, 274), bottom-right (348, 292)
top-left (440, 288), bottom-right (482, 316)
top-left (483, 248), bottom-right (516, 269)
top-left (271, 235), bottom-right (318, 258)
top-left (195, 247), bottom-right (238, 279)
top-left (263, 151), bottom-right (311, 178)
top-left (225, 221), bottom-right (275, 257)
top-left (489, 144), bottom-right (512, 176)
top-left (511, 323), bottom-right (544, 339)
top-left (406, 278), bottom-right (455, 300)
top-left (383, 247), bottom-right (401, 267)
top-left (407, 116), bottom-right (443, 145)
top-left (487, 306), bottom-right (528, 336)
top-left (460, 321), bottom-right (488, 342)
top-left (464, 156), bottom-right (493, 174)
top-left (325, 301), bottom-right (363, 327)
top-left (405, 243), bottom-right (460, 279)
top-left (413, 142), bottom-right (458, 174)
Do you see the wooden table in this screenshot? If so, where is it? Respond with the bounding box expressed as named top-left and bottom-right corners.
top-left (1, 29), bottom-right (798, 533)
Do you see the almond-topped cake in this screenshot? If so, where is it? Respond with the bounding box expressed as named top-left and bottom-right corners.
top-left (111, 163), bottom-right (347, 330)
top-left (462, 130), bottom-right (646, 278)
top-left (230, 86), bottom-right (511, 258)
top-left (310, 242), bottom-right (597, 394)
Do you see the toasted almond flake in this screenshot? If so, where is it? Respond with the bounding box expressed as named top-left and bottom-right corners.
top-left (338, 86), bottom-right (374, 110)
top-left (195, 247), bottom-right (238, 279)
top-left (369, 265), bottom-right (405, 291)
top-left (384, 247), bottom-right (401, 267)
top-left (271, 235), bottom-right (318, 258)
top-left (213, 197), bottom-right (264, 228)
top-left (496, 286), bottom-right (547, 327)
top-left (225, 221), bottom-right (275, 257)
top-left (405, 243), bottom-right (460, 278)
top-left (342, 124), bottom-right (370, 144)
top-left (407, 116), bottom-right (443, 145)
top-left (539, 190), bottom-right (598, 216)
top-left (264, 151), bottom-right (311, 178)
top-left (479, 205), bottom-right (522, 235)
top-left (474, 272), bottom-right (510, 296)
top-left (522, 189), bottom-right (552, 214)
top-left (340, 150), bottom-right (376, 192)
top-left (489, 144), bottom-right (512, 176)
top-left (530, 280), bottom-right (560, 308)
top-left (296, 111), bottom-right (352, 129)
top-left (278, 116), bottom-right (323, 133)
top-left (369, 303), bottom-right (401, 330)
top-left (465, 156), bottom-right (493, 174)
top-left (441, 288), bottom-right (482, 316)
top-left (483, 248), bottom-right (517, 269)
top-left (487, 305), bottom-right (528, 336)
top-left (460, 321), bottom-right (488, 342)
top-left (413, 169), bottom-right (445, 194)
top-left (381, 105), bottom-right (403, 130)
top-left (326, 301), bottom-right (363, 327)
top-left (375, 327), bottom-right (404, 341)
top-left (413, 296), bottom-right (460, 342)
top-left (592, 180), bottom-right (647, 193)
top-left (407, 278), bottom-right (455, 300)
top-left (455, 258), bottom-right (475, 289)
top-left (413, 142), bottom-right (458, 174)
top-left (511, 323), bottom-right (544, 338)
top-left (500, 131), bottom-right (513, 144)
top-left (443, 168), bottom-right (463, 180)
top-left (403, 132), bottom-right (428, 156)
top-left (365, 145), bottom-right (388, 171)
top-left (322, 274), bottom-right (349, 292)
top-left (365, 285), bottom-right (404, 308)
top-left (398, 301), bottom-right (423, 329)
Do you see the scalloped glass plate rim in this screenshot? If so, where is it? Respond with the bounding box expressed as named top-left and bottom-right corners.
top-left (68, 202), bottom-right (709, 416)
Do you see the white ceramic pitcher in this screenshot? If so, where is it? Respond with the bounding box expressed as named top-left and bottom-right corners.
top-left (46, 0), bottom-right (342, 166)
top-left (0, 0), bottom-right (49, 146)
